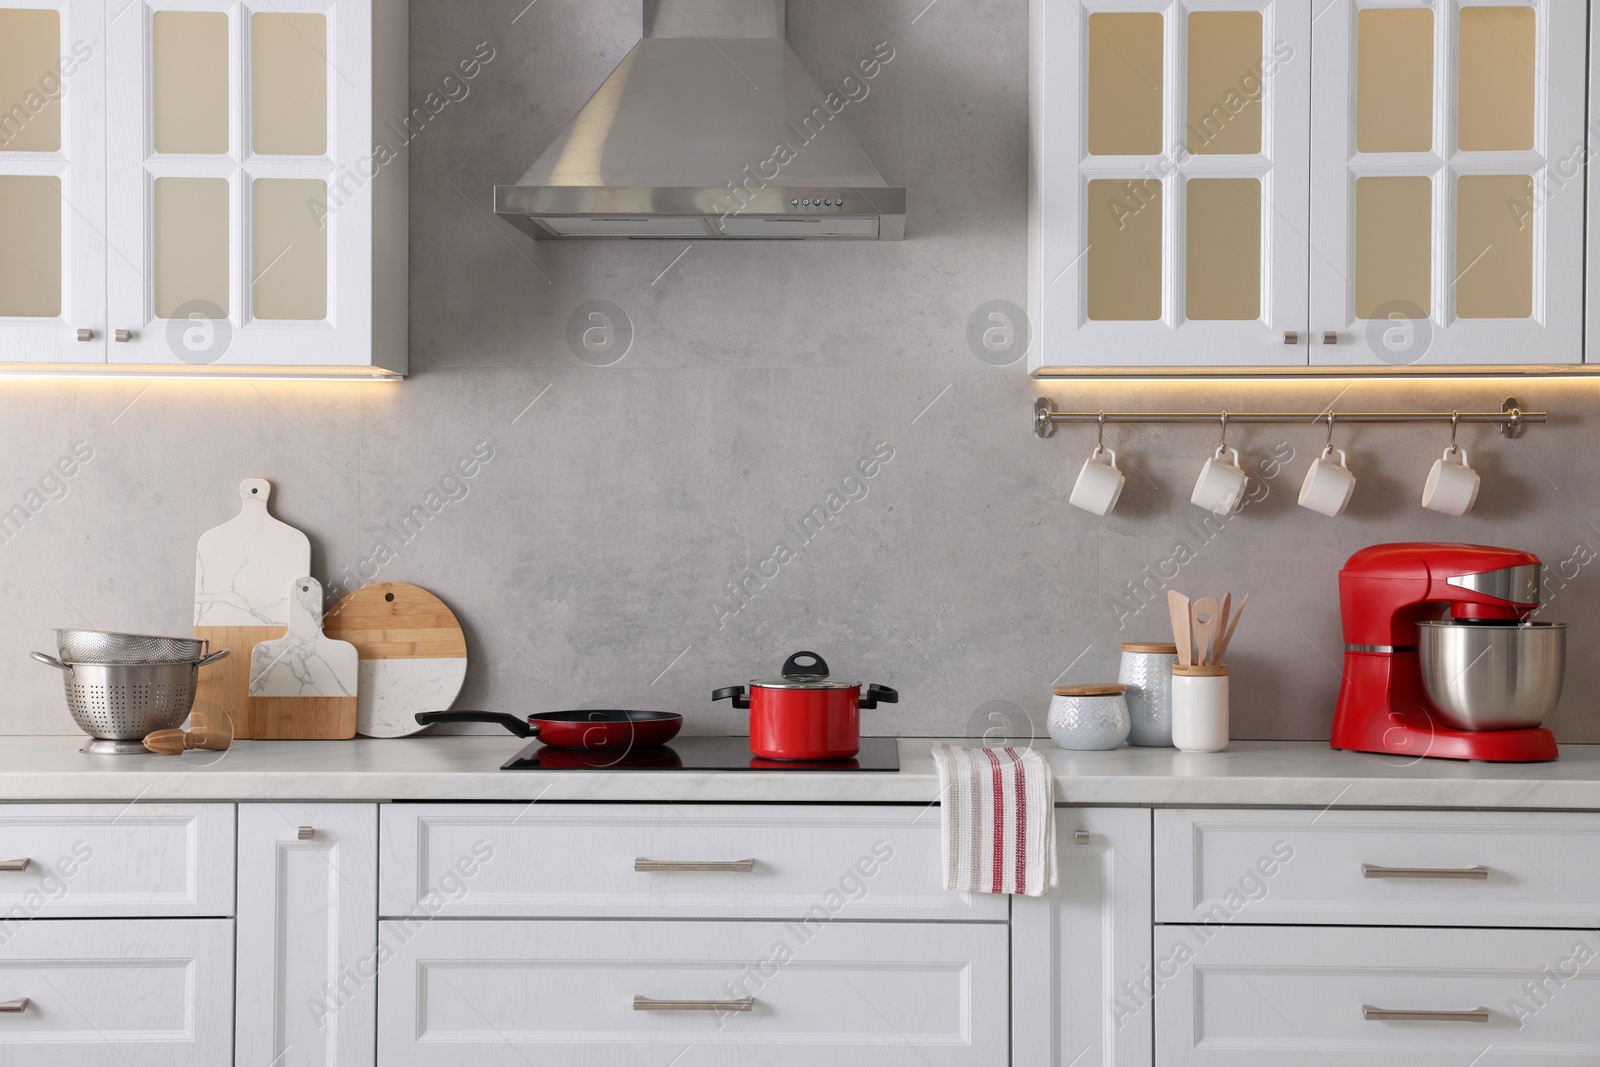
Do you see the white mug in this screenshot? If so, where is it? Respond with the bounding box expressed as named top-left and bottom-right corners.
top-left (1069, 445), bottom-right (1125, 516)
top-left (1298, 445), bottom-right (1356, 517)
top-left (1191, 445), bottom-right (1248, 515)
top-left (1422, 446), bottom-right (1479, 516)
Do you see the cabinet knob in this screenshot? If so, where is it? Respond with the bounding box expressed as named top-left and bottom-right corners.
top-left (1073, 830), bottom-right (1091, 845)
top-left (114, 329), bottom-right (132, 343)
top-left (0, 998), bottom-right (28, 1014)
top-left (0, 859), bottom-right (29, 872)
top-left (1322, 331), bottom-right (1339, 345)
top-left (1283, 331), bottom-right (1299, 345)
top-left (297, 826), bottom-right (315, 840)
top-left (76, 329), bottom-right (94, 342)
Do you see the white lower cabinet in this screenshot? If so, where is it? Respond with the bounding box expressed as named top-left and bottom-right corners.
top-left (1013, 807), bottom-right (1153, 1066)
top-left (1155, 924), bottom-right (1600, 1065)
top-left (376, 918), bottom-right (1009, 1065)
top-left (236, 803), bottom-right (378, 1067)
top-left (0, 917), bottom-right (232, 1064)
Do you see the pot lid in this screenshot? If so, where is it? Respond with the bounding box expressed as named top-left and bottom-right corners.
top-left (750, 675), bottom-right (861, 690)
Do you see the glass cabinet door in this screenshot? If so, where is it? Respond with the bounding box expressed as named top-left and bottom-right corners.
top-left (1032, 0), bottom-right (1310, 369)
top-left (1309, 0), bottom-right (1584, 367)
top-left (0, 0), bottom-right (105, 363)
top-left (107, 0), bottom-right (372, 367)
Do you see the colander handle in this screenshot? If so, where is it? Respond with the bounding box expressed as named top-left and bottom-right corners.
top-left (195, 649), bottom-right (230, 668)
top-left (30, 652), bottom-right (70, 672)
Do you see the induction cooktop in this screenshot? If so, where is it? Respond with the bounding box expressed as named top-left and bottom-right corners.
top-left (501, 736), bottom-right (899, 771)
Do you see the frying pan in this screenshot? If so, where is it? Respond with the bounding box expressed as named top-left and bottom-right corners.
top-left (414, 710), bottom-right (683, 749)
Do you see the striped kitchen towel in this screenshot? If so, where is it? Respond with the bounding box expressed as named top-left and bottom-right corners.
top-left (930, 743), bottom-right (1057, 896)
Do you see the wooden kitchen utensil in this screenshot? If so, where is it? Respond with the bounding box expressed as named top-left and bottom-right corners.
top-left (193, 479), bottom-right (310, 738)
top-left (248, 577), bottom-right (359, 739)
top-left (1209, 592), bottom-right (1250, 666)
top-left (1191, 596), bottom-right (1220, 666)
top-left (143, 710), bottom-right (234, 754)
top-left (323, 582), bottom-right (468, 737)
top-left (1168, 590), bottom-right (1193, 667)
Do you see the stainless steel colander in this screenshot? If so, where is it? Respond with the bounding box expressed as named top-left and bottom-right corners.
top-left (53, 629), bottom-right (210, 664)
top-left (32, 650), bottom-right (229, 754)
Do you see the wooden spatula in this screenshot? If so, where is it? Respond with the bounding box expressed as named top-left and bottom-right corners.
top-left (1191, 596), bottom-right (1220, 666)
top-left (1168, 590), bottom-right (1193, 667)
top-left (1210, 592), bottom-right (1250, 666)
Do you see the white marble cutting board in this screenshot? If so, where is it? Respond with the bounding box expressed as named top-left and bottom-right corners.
top-left (249, 578), bottom-right (358, 697)
top-left (194, 479), bottom-right (312, 626)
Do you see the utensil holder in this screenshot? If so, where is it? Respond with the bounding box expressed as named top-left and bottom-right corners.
top-left (1171, 665), bottom-right (1229, 753)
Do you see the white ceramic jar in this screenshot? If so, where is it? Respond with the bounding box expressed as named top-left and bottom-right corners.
top-left (1047, 684), bottom-right (1130, 751)
top-left (1171, 665), bottom-right (1229, 753)
top-left (1118, 642), bottom-right (1177, 747)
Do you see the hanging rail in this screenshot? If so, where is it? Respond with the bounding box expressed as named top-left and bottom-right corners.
top-left (1033, 397), bottom-right (1545, 440)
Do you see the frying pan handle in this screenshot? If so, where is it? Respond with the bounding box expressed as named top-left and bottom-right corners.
top-left (860, 684), bottom-right (899, 710)
top-left (712, 686), bottom-right (750, 710)
top-left (781, 651), bottom-right (829, 677)
top-left (414, 711), bottom-right (538, 738)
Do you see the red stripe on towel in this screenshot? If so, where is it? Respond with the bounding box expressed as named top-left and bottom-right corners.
top-left (1007, 747), bottom-right (1027, 893)
top-left (983, 747), bottom-right (1004, 893)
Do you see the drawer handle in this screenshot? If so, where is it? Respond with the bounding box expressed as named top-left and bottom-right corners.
top-left (0, 999), bottom-right (28, 1013)
top-left (1361, 864), bottom-right (1489, 880)
top-left (634, 996), bottom-right (754, 1013)
top-left (1363, 1005), bottom-right (1489, 1023)
top-left (0, 859), bottom-right (29, 873)
top-left (635, 858), bottom-right (755, 873)
top-left (297, 827), bottom-right (315, 841)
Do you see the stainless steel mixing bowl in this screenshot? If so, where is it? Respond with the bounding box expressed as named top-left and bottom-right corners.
top-left (1417, 620), bottom-right (1566, 731)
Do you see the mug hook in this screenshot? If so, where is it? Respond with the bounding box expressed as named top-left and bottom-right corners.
top-left (1325, 412), bottom-right (1336, 449)
top-left (1219, 412), bottom-right (1229, 449)
top-left (1096, 411), bottom-right (1106, 451)
top-left (1448, 411), bottom-right (1460, 453)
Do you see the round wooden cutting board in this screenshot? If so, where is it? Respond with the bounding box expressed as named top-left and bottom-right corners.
top-left (323, 582), bottom-right (468, 738)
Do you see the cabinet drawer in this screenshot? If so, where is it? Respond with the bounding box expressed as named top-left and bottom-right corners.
top-left (1156, 808), bottom-right (1600, 926)
top-left (0, 918), bottom-right (232, 1065)
top-left (379, 803), bottom-right (1001, 920)
top-left (1156, 924), bottom-right (1600, 1065)
top-left (377, 919), bottom-right (1007, 1066)
top-left (0, 804), bottom-right (233, 917)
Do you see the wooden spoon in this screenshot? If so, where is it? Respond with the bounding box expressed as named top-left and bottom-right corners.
top-left (1210, 592), bottom-right (1250, 666)
top-left (1215, 593), bottom-right (1232, 660)
top-left (1168, 590), bottom-right (1193, 667)
top-left (1191, 596), bottom-right (1220, 666)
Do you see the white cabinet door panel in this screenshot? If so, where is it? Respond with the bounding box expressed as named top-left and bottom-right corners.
top-left (1031, 0), bottom-right (1312, 369)
top-left (236, 803), bottom-right (377, 1067)
top-left (1308, 0), bottom-right (1585, 366)
top-left (1156, 924), bottom-right (1600, 1064)
top-left (1155, 807), bottom-right (1600, 926)
top-left (380, 802), bottom-right (1005, 920)
top-left (0, 917), bottom-right (231, 1065)
top-left (377, 919), bottom-right (1009, 1066)
top-left (1013, 807), bottom-right (1153, 1067)
top-left (0, 802), bottom-right (233, 917)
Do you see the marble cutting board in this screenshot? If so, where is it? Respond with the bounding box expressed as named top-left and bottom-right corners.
top-left (194, 478), bottom-right (311, 738)
top-left (248, 577), bottom-right (359, 739)
top-left (322, 582), bottom-right (468, 738)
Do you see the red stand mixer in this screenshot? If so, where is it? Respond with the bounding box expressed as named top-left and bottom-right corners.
top-left (1330, 543), bottom-right (1566, 762)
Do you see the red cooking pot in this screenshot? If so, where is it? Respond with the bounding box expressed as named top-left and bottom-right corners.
top-left (414, 710), bottom-right (682, 749)
top-left (713, 651), bottom-right (897, 761)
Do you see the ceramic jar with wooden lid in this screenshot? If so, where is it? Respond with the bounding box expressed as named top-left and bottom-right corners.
top-left (1047, 684), bottom-right (1130, 750)
top-left (1171, 664), bottom-right (1229, 753)
top-left (1118, 642), bottom-right (1178, 747)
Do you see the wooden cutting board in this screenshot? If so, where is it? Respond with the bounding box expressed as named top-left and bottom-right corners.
top-left (194, 478), bottom-right (310, 738)
top-left (249, 577), bottom-right (358, 739)
top-left (323, 583), bottom-right (468, 737)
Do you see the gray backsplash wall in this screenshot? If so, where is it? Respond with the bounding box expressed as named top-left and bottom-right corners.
top-left (4, 0), bottom-right (1598, 742)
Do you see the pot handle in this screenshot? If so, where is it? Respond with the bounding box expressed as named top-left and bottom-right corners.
top-left (194, 648), bottom-right (231, 669)
top-left (712, 686), bottom-right (751, 710)
top-left (30, 652), bottom-right (70, 672)
top-left (781, 651), bottom-right (829, 678)
top-left (860, 684), bottom-right (899, 709)
top-left (414, 711), bottom-right (538, 738)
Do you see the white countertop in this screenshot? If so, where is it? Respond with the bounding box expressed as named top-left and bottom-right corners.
top-left (3, 736), bottom-right (1600, 808)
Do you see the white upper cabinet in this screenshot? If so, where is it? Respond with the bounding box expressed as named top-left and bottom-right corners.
top-left (0, 0), bottom-right (405, 374)
top-left (0, 0), bottom-right (106, 363)
top-left (1031, 0), bottom-right (1587, 372)
top-left (1032, 0), bottom-right (1312, 369)
top-left (1310, 0), bottom-right (1585, 367)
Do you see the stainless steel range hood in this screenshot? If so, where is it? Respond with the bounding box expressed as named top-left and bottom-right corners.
top-left (494, 0), bottom-right (906, 240)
